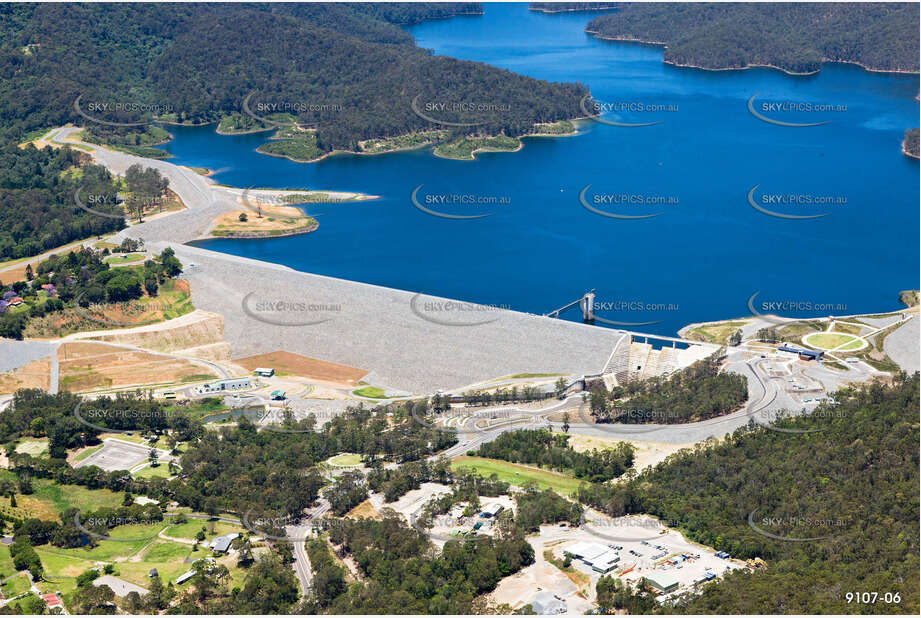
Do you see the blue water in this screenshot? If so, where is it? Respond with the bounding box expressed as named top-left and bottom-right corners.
top-left (169, 3), bottom-right (919, 336)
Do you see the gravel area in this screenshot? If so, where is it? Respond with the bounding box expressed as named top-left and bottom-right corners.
top-left (0, 339), bottom-right (55, 373)
top-left (75, 439), bottom-right (159, 472)
top-left (883, 316), bottom-right (919, 374)
top-left (166, 243), bottom-right (624, 392)
top-left (857, 314), bottom-right (903, 329)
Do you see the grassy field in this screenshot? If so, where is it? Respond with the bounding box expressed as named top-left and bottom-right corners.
top-left (163, 519), bottom-right (244, 541)
top-left (38, 523), bottom-right (165, 563)
top-left (103, 253), bottom-right (145, 265)
top-left (35, 536), bottom-right (196, 595)
top-left (2, 479), bottom-right (123, 521)
top-left (804, 332), bottom-right (862, 350)
top-left (1, 572), bottom-right (32, 598)
top-left (450, 456), bottom-right (585, 496)
top-left (133, 463), bottom-right (174, 479)
top-left (328, 453), bottom-right (363, 467)
top-left (168, 397), bottom-right (227, 421)
top-left (0, 544), bottom-right (18, 579)
top-left (352, 386), bottom-right (388, 398)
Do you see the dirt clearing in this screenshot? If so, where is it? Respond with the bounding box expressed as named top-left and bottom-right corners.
top-left (560, 433), bottom-right (693, 472)
top-left (0, 357), bottom-right (51, 394)
top-left (235, 350), bottom-right (367, 385)
top-left (58, 342), bottom-right (218, 392)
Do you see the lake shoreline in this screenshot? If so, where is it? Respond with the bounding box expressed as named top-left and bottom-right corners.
top-left (586, 31), bottom-right (920, 76)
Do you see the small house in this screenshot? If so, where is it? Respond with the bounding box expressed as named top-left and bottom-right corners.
top-left (209, 532), bottom-right (239, 553)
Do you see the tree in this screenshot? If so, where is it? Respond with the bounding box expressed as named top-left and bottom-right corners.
top-left (562, 411), bottom-right (570, 434)
top-left (24, 264), bottom-right (33, 281)
top-left (238, 212), bottom-right (248, 222)
top-left (555, 377), bottom-right (567, 398)
top-left (148, 448), bottom-right (159, 467)
top-left (729, 329), bottom-right (742, 346)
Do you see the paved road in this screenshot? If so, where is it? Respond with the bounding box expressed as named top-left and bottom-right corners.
top-left (424, 350), bottom-right (865, 448)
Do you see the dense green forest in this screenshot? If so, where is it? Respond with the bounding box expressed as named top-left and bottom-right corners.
top-left (589, 353), bottom-right (749, 424)
top-left (473, 427), bottom-right (635, 482)
top-left (586, 3), bottom-right (920, 74)
top-left (306, 514), bottom-right (534, 613)
top-left (366, 457), bottom-right (452, 502)
top-left (0, 3), bottom-right (586, 154)
top-left (576, 373), bottom-right (919, 614)
top-left (0, 144), bottom-right (123, 261)
top-left (514, 486), bottom-right (583, 532)
top-left (904, 128), bottom-right (920, 157)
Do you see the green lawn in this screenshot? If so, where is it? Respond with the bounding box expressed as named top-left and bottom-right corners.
top-left (103, 253), bottom-right (145, 265)
top-left (1, 572), bottom-right (31, 598)
top-left (162, 519), bottom-right (243, 541)
top-left (133, 463), bottom-right (174, 479)
top-left (450, 456), bottom-right (585, 496)
top-left (804, 332), bottom-right (862, 350)
top-left (169, 397), bottom-right (227, 421)
top-left (353, 386), bottom-right (387, 398)
top-left (37, 523), bottom-right (166, 563)
top-left (6, 479), bottom-right (123, 521)
top-left (0, 544), bottom-right (17, 579)
top-left (328, 453), bottom-right (363, 467)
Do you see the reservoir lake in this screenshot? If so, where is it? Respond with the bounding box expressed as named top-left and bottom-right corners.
top-left (167, 3), bottom-right (919, 336)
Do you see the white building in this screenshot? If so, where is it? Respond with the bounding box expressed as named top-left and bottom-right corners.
top-left (591, 549), bottom-right (621, 573)
top-left (564, 541), bottom-right (607, 561)
top-left (564, 541), bottom-right (621, 573)
top-left (195, 377), bottom-right (252, 395)
top-left (480, 503), bottom-right (504, 518)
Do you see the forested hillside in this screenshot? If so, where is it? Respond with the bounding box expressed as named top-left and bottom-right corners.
top-left (0, 3), bottom-right (586, 151)
top-left (589, 352), bottom-right (748, 424)
top-left (586, 3), bottom-right (920, 74)
top-left (904, 128), bottom-right (920, 158)
top-left (0, 144), bottom-right (122, 261)
top-left (311, 515), bottom-right (534, 613)
top-left (577, 373), bottom-right (919, 614)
